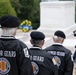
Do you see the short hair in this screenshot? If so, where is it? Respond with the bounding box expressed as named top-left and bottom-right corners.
top-left (2, 27), bottom-right (17, 36)
top-left (31, 39), bottom-right (43, 46)
top-left (53, 35), bottom-right (64, 41)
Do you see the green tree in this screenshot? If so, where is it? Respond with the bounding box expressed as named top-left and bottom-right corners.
top-left (10, 0), bottom-right (22, 15)
top-left (19, 0), bottom-right (33, 20)
top-left (19, 0), bottom-right (41, 29)
top-left (0, 0), bottom-right (17, 17)
top-left (28, 0), bottom-right (41, 29)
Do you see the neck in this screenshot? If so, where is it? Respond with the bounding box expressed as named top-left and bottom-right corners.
top-left (33, 45), bottom-right (42, 48)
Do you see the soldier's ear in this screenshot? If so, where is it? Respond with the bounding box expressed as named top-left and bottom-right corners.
top-left (30, 39), bottom-right (33, 44)
top-left (42, 40), bottom-right (45, 45)
top-left (13, 28), bottom-right (17, 36)
top-left (61, 39), bottom-right (64, 44)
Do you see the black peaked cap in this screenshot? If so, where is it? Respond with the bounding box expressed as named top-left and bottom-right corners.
top-left (30, 31), bottom-right (45, 40)
top-left (0, 15), bottom-right (20, 28)
top-left (54, 30), bottom-right (66, 39)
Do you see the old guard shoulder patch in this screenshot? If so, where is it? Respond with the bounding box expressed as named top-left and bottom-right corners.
top-left (0, 58), bottom-right (10, 74)
top-left (23, 48), bottom-right (29, 58)
top-left (31, 62), bottom-right (39, 75)
top-left (52, 56), bottom-right (61, 67)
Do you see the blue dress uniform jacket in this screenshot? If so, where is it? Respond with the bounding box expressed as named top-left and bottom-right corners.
top-left (29, 46), bottom-right (58, 75)
top-left (0, 36), bottom-right (33, 75)
top-left (45, 43), bottom-right (74, 75)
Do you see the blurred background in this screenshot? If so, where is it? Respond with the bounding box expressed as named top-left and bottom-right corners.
top-left (0, 0), bottom-right (76, 30)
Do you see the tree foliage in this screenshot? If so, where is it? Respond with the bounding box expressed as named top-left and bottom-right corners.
top-left (27, 0), bottom-right (41, 29)
top-left (9, 0), bottom-right (41, 29)
top-left (0, 0), bottom-right (17, 17)
top-left (19, 0), bottom-right (33, 20)
top-left (10, 0), bottom-right (22, 14)
top-left (18, 0), bottom-right (41, 29)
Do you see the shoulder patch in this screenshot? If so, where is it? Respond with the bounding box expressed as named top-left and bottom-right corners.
top-left (71, 55), bottom-right (73, 61)
top-left (23, 48), bottom-right (29, 58)
top-left (52, 56), bottom-right (61, 67)
top-left (31, 62), bottom-right (39, 75)
top-left (0, 58), bottom-right (10, 74)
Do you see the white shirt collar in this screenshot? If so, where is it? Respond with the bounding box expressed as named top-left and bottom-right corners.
top-left (31, 46), bottom-right (42, 49)
top-left (53, 43), bottom-right (63, 46)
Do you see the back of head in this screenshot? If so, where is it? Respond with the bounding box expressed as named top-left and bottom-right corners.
top-left (0, 15), bottom-right (20, 28)
top-left (30, 31), bottom-right (45, 40)
top-left (54, 30), bottom-right (66, 39)
top-left (0, 15), bottom-right (20, 36)
top-left (30, 31), bottom-right (45, 47)
top-left (53, 30), bottom-right (66, 43)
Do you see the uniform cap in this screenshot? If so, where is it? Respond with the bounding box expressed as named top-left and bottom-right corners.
top-left (0, 15), bottom-right (20, 28)
top-left (30, 31), bottom-right (45, 40)
top-left (54, 30), bottom-right (66, 39)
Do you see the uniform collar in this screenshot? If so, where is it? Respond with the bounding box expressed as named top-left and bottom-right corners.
top-left (53, 43), bottom-right (63, 46)
top-left (30, 46), bottom-right (42, 50)
top-left (0, 35), bottom-right (16, 39)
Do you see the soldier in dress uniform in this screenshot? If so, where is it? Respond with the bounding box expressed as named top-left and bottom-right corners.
top-left (0, 15), bottom-right (33, 75)
top-left (29, 31), bottom-right (58, 75)
top-left (45, 30), bottom-right (74, 75)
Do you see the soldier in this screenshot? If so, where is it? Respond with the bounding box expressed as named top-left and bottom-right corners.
top-left (0, 15), bottom-right (33, 75)
top-left (45, 30), bottom-right (74, 75)
top-left (29, 31), bottom-right (58, 75)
